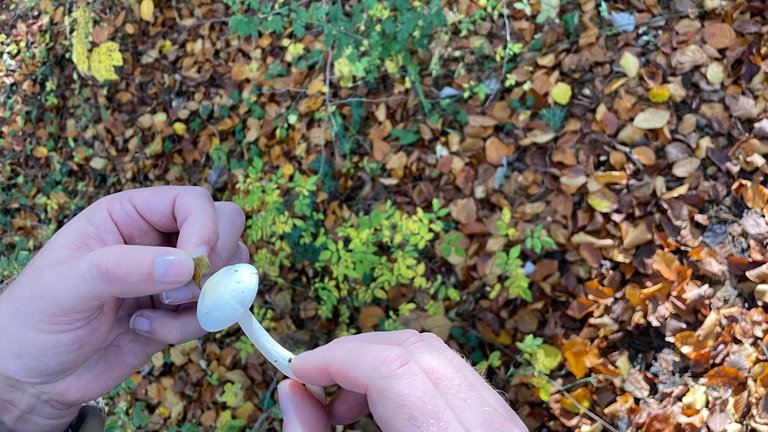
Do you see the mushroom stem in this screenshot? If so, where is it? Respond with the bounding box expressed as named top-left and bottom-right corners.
top-left (237, 309), bottom-right (296, 380)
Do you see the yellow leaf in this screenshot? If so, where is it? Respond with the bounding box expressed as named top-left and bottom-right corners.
top-left (139, 0), bottom-right (154, 22)
top-left (32, 146), bottom-right (48, 158)
top-left (172, 122), bottom-right (187, 135)
top-left (706, 62), bottom-right (726, 84)
top-left (284, 41), bottom-right (305, 62)
top-left (632, 107), bottom-right (670, 130)
top-left (587, 194), bottom-right (615, 213)
top-left (619, 51), bottom-right (639, 78)
top-left (648, 85), bottom-right (670, 103)
top-left (89, 41), bottom-right (123, 82)
top-left (531, 343), bottom-right (562, 375)
top-left (551, 82), bottom-right (572, 105)
top-left (71, 6), bottom-right (93, 74)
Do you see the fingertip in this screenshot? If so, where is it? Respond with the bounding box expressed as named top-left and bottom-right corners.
top-left (129, 308), bottom-right (205, 345)
top-left (279, 379), bottom-right (331, 432)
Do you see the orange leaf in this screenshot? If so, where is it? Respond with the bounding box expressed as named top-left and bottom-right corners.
top-left (705, 366), bottom-right (746, 390)
top-left (652, 250), bottom-right (681, 281)
top-left (562, 337), bottom-right (601, 379)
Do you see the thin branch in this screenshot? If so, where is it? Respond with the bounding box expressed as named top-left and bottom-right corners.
top-left (486, 5), bottom-right (512, 107)
top-left (546, 376), bottom-right (620, 432)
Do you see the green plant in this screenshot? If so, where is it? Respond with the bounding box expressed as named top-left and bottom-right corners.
top-left (233, 335), bottom-right (255, 364)
top-left (221, 382), bottom-right (244, 408)
top-left (524, 224), bottom-right (557, 254)
top-left (492, 244), bottom-right (530, 301)
top-left (104, 378), bottom-right (153, 431)
top-left (439, 231), bottom-right (465, 260)
top-left (215, 410), bottom-right (246, 432)
top-left (476, 350), bottom-right (503, 373)
top-left (511, 334), bottom-right (562, 401)
top-left (235, 156), bottom-right (454, 333)
top-left (489, 207), bottom-right (530, 301)
top-left (512, 0), bottom-right (532, 16)
top-left (539, 104), bottom-right (568, 132)
top-left (537, 0), bottom-right (561, 24)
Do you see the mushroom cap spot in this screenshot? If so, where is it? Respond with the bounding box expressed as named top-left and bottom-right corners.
top-left (196, 263), bottom-right (259, 331)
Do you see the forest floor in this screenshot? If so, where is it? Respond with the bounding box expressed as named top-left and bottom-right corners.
top-left (3, 0), bottom-right (768, 431)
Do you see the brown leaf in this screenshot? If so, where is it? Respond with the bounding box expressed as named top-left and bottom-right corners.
top-left (705, 366), bottom-right (746, 391)
top-left (702, 22), bottom-right (737, 49)
top-left (449, 198), bottom-right (477, 225)
top-left (193, 255), bottom-right (210, 290)
top-left (484, 137), bottom-right (512, 166)
top-left (358, 306), bottom-right (385, 333)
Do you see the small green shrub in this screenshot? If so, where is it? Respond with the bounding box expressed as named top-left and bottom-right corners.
top-left (524, 224), bottom-right (557, 254)
top-left (235, 155), bottom-right (454, 333)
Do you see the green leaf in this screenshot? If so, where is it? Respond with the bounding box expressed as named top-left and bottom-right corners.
top-left (530, 343), bottom-right (562, 374)
top-left (563, 11), bottom-right (579, 34)
top-left (391, 127), bottom-right (421, 145)
top-left (229, 15), bottom-right (259, 39)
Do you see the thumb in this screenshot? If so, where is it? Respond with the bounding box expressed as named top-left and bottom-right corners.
top-left (75, 245), bottom-right (194, 300)
top-left (278, 379), bottom-right (331, 432)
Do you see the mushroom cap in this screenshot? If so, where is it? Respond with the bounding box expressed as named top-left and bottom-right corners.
top-left (196, 263), bottom-right (259, 332)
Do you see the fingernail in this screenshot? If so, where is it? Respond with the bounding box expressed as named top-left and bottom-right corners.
top-left (129, 314), bottom-right (151, 333)
top-left (162, 285), bottom-right (196, 305)
top-left (277, 381), bottom-right (294, 419)
top-left (155, 254), bottom-right (193, 285)
top-left (191, 245), bottom-right (210, 258)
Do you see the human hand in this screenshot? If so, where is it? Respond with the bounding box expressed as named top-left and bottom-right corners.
top-left (277, 330), bottom-right (528, 431)
top-left (0, 186), bottom-right (248, 431)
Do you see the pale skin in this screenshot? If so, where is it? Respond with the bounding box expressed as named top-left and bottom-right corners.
top-left (0, 186), bottom-right (527, 432)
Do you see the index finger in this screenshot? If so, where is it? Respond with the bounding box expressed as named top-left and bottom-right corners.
top-left (89, 186), bottom-right (220, 253)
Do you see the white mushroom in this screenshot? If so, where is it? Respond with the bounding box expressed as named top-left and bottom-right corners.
top-left (196, 263), bottom-right (296, 379)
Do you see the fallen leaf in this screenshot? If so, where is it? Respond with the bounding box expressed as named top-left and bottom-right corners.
top-left (633, 108), bottom-right (671, 130)
top-left (702, 22), bottom-right (737, 49)
top-left (139, 0), bottom-right (154, 22)
top-left (632, 146), bottom-right (657, 165)
top-left (619, 51), bottom-right (640, 78)
top-left (193, 255), bottom-right (210, 290)
top-left (551, 82), bottom-right (572, 105)
top-left (671, 157), bottom-right (701, 178)
top-left (648, 85), bottom-right (670, 103)
top-left (562, 337), bottom-right (601, 379)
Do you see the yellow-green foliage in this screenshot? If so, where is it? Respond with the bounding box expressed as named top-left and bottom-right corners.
top-left (235, 156), bottom-right (454, 333)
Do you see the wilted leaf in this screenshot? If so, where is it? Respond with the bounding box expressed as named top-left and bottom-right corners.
top-left (633, 108), bottom-right (671, 129)
top-left (587, 188), bottom-right (618, 213)
top-left (139, 0), bottom-right (154, 22)
top-left (562, 337), bottom-right (600, 379)
top-left (671, 157), bottom-right (701, 178)
top-left (702, 22), bottom-right (737, 49)
top-left (631, 146), bottom-right (656, 165)
top-left (193, 255), bottom-right (210, 290)
top-left (619, 51), bottom-right (640, 78)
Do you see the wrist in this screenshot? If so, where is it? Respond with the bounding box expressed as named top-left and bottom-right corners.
top-left (0, 373), bottom-right (78, 432)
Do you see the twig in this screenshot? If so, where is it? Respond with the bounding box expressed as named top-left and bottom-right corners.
top-left (606, 140), bottom-right (644, 170)
top-left (485, 5), bottom-right (512, 108)
top-left (171, 0), bottom-right (181, 25)
top-left (249, 374), bottom-right (281, 432)
top-left (546, 376), bottom-right (620, 432)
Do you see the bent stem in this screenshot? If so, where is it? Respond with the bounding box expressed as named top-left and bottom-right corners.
top-left (237, 309), bottom-right (296, 380)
